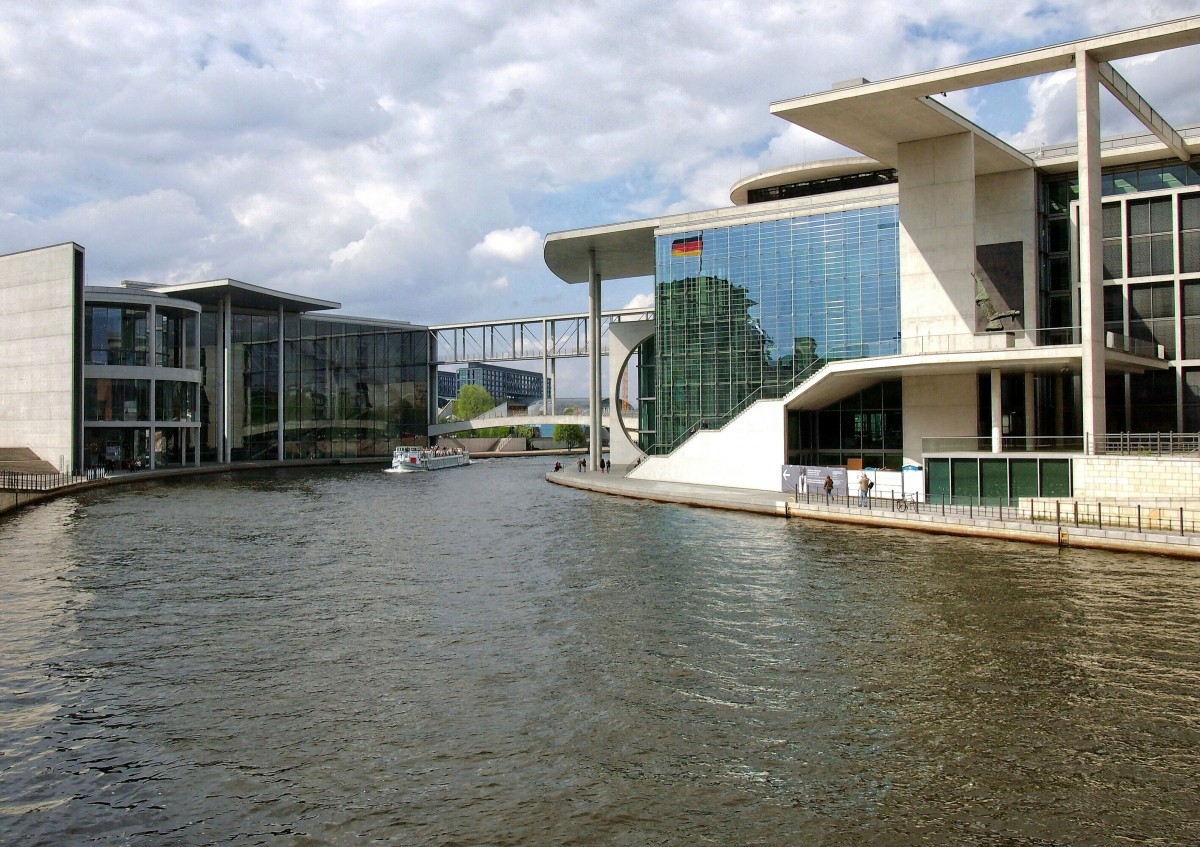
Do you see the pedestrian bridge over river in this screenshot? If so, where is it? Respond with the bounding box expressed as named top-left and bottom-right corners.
top-left (429, 403), bottom-right (638, 437)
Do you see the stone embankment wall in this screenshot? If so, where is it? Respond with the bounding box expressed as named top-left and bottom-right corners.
top-left (1073, 455), bottom-right (1200, 502)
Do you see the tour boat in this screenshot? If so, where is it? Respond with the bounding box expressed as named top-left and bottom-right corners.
top-left (384, 445), bottom-right (471, 473)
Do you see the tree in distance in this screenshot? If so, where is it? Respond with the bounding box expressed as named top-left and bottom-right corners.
top-left (453, 384), bottom-right (495, 420)
top-left (450, 384), bottom-right (510, 439)
top-left (553, 423), bottom-right (586, 449)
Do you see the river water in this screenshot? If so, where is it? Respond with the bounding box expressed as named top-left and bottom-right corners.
top-left (1, 457), bottom-right (1197, 845)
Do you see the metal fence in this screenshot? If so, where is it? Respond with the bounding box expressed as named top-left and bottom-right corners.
top-left (792, 489), bottom-right (1198, 535)
top-left (0, 469), bottom-right (104, 491)
top-left (922, 435), bottom-right (1085, 453)
top-left (1091, 432), bottom-right (1200, 456)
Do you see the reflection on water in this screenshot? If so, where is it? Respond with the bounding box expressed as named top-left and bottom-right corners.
top-left (1, 458), bottom-right (1198, 845)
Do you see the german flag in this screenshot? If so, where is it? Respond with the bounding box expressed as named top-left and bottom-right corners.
top-left (671, 235), bottom-right (702, 257)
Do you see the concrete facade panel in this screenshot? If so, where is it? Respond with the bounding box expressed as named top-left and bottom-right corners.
top-left (898, 132), bottom-right (976, 338)
top-left (902, 373), bottom-right (977, 464)
top-left (0, 244), bottom-right (80, 470)
top-left (630, 399), bottom-right (785, 490)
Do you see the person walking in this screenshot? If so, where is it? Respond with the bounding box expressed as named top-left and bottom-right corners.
top-left (823, 474), bottom-right (833, 505)
top-left (858, 472), bottom-right (870, 507)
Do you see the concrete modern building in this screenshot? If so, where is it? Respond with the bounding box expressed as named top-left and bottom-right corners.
top-left (545, 18), bottom-right (1200, 503)
top-left (1, 243), bottom-right (435, 472)
top-left (453, 362), bottom-right (549, 407)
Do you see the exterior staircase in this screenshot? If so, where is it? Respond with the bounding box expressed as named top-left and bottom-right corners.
top-left (0, 448), bottom-right (59, 474)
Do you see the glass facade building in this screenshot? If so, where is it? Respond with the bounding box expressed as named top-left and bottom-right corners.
top-left (82, 290), bottom-right (203, 470)
top-left (1040, 158), bottom-right (1200, 434)
top-left (652, 205), bottom-right (901, 452)
top-left (199, 313), bottom-right (430, 462)
top-left (76, 284), bottom-right (432, 469)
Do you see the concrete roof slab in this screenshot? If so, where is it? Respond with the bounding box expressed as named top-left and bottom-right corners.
top-left (543, 218), bottom-right (659, 283)
top-left (771, 17), bottom-right (1200, 173)
top-left (151, 279), bottom-right (340, 313)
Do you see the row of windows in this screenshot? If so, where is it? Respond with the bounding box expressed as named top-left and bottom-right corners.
top-left (1102, 279), bottom-right (1200, 361)
top-left (85, 305), bottom-right (197, 368)
top-left (1098, 193), bottom-right (1200, 279)
top-left (1042, 160), bottom-right (1200, 216)
top-left (84, 379), bottom-right (197, 422)
top-left (746, 169), bottom-right (897, 204)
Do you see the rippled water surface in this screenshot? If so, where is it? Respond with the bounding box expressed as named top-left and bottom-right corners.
top-left (2, 458), bottom-right (1199, 845)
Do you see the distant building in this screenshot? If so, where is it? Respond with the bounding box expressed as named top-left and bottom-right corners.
top-left (437, 370), bottom-right (458, 405)
top-left (448, 362), bottom-right (549, 408)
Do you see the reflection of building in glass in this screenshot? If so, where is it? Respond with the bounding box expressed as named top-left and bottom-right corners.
top-left (653, 273), bottom-right (769, 447)
top-left (653, 208), bottom-right (900, 450)
top-left (214, 313), bottom-right (430, 462)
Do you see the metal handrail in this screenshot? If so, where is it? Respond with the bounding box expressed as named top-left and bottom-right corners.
top-left (1, 469), bottom-right (104, 491)
top-left (1091, 432), bottom-right (1200, 456)
top-left (646, 354), bottom-right (834, 456)
top-left (643, 326), bottom-right (1162, 459)
top-left (923, 435), bottom-right (1086, 453)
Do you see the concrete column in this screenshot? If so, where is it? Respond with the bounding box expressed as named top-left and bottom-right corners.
top-left (195, 313), bottom-right (202, 466)
top-left (1055, 373), bottom-right (1066, 436)
top-left (148, 304), bottom-right (157, 470)
top-left (541, 318), bottom-right (548, 412)
top-left (222, 295), bottom-right (232, 463)
top-left (277, 304), bottom-right (285, 461)
top-left (1024, 373), bottom-right (1036, 444)
top-left (990, 368), bottom-right (1002, 453)
top-left (1077, 49), bottom-right (1106, 449)
top-left (588, 249), bottom-right (602, 471)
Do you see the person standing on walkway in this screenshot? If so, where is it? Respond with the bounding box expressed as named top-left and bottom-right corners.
top-left (823, 474), bottom-right (833, 505)
top-left (858, 472), bottom-right (870, 507)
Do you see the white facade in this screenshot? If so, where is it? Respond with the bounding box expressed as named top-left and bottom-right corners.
top-left (0, 244), bottom-right (83, 471)
top-left (546, 19), bottom-right (1200, 496)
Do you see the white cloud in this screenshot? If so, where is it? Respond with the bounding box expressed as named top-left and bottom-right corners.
top-left (0, 0), bottom-right (1198, 346)
top-left (469, 226), bottom-right (542, 264)
top-left (624, 292), bottom-right (654, 309)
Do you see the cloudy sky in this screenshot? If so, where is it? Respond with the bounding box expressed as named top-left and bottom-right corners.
top-left (5, 0), bottom-right (1200, 336)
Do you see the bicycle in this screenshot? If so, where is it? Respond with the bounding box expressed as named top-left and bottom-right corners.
top-left (895, 493), bottom-right (919, 513)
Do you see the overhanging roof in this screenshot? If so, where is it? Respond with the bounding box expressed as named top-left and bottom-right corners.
top-left (544, 218), bottom-right (659, 284)
top-left (771, 17), bottom-right (1200, 173)
top-left (151, 279), bottom-right (340, 313)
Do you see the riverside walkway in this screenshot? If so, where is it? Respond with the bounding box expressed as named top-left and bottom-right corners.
top-left (546, 468), bottom-right (1200, 560)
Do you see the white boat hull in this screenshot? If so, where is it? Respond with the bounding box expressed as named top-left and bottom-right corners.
top-left (384, 447), bottom-right (470, 473)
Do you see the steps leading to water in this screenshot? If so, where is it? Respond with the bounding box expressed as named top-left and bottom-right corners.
top-left (0, 448), bottom-right (59, 474)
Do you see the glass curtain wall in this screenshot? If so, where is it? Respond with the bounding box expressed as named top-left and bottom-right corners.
top-left (653, 206), bottom-right (900, 449)
top-left (201, 313), bottom-right (430, 461)
top-left (85, 306), bottom-right (149, 365)
top-left (788, 380), bottom-right (903, 468)
top-left (1040, 159), bottom-right (1200, 435)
